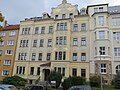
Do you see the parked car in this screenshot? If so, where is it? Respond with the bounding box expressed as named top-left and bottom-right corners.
top-left (0, 84), bottom-right (17, 90)
top-left (68, 85), bottom-right (92, 90)
top-left (23, 85), bottom-right (47, 90)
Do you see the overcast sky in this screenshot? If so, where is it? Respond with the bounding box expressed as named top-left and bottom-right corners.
top-left (0, 0), bottom-right (120, 24)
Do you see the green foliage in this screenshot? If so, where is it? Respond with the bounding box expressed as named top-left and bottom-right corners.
top-left (90, 75), bottom-right (103, 87)
top-left (2, 75), bottom-right (26, 87)
top-left (62, 76), bottom-right (86, 90)
top-left (0, 12), bottom-right (4, 22)
top-left (48, 71), bottom-right (62, 88)
top-left (113, 72), bottom-right (120, 89)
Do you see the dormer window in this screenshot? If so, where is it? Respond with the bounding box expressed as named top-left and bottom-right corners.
top-left (69, 13), bottom-right (73, 19)
top-left (99, 7), bottom-right (103, 12)
top-left (94, 8), bottom-right (98, 13)
top-left (81, 9), bottom-right (86, 15)
top-left (62, 14), bottom-right (66, 19)
top-left (55, 15), bottom-right (58, 19)
top-left (43, 14), bottom-right (47, 19)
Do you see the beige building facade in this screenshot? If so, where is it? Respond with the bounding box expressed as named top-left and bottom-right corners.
top-left (13, 0), bottom-right (120, 85)
top-left (0, 24), bottom-right (19, 81)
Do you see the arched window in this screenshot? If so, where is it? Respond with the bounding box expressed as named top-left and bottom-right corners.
top-left (116, 65), bottom-right (120, 73)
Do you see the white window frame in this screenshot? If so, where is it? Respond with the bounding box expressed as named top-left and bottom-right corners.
top-left (99, 31), bottom-right (105, 39)
top-left (6, 50), bottom-right (13, 55)
top-left (114, 48), bottom-right (120, 56)
top-left (73, 38), bottom-right (78, 46)
top-left (98, 16), bottom-right (104, 26)
top-left (4, 60), bottom-right (11, 65)
top-left (7, 40), bottom-right (14, 46)
top-left (2, 70), bottom-right (9, 76)
top-left (0, 40), bottom-right (4, 46)
top-left (9, 31), bottom-right (16, 36)
top-left (101, 64), bottom-right (107, 74)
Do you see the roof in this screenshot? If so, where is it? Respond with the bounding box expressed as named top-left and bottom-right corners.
top-left (108, 6), bottom-right (120, 14)
top-left (3, 24), bottom-right (19, 30)
top-left (40, 62), bottom-right (51, 67)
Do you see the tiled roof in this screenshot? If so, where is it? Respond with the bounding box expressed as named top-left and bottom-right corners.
top-left (3, 24), bottom-right (20, 30)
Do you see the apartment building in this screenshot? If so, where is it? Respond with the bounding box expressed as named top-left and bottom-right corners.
top-left (12, 0), bottom-right (120, 85)
top-left (13, 0), bottom-right (90, 84)
top-left (0, 24), bottom-right (19, 81)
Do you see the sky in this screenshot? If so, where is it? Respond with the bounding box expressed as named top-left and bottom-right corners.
top-left (0, 0), bottom-right (120, 25)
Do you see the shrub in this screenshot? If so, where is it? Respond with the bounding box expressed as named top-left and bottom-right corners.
top-left (113, 72), bottom-right (120, 89)
top-left (90, 75), bottom-right (103, 87)
top-left (62, 76), bottom-right (86, 90)
top-left (2, 75), bottom-right (26, 87)
top-left (48, 71), bottom-right (62, 88)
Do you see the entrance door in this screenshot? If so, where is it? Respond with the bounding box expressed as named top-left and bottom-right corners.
top-left (44, 69), bottom-right (50, 81)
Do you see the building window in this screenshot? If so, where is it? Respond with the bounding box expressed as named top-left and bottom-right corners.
top-left (41, 27), bottom-right (45, 34)
top-left (100, 47), bottom-right (105, 55)
top-left (0, 50), bottom-right (2, 56)
top-left (62, 14), bottom-right (66, 19)
top-left (33, 40), bottom-right (37, 47)
top-left (35, 27), bottom-right (39, 34)
top-left (73, 53), bottom-right (77, 61)
top-left (101, 64), bottom-right (107, 74)
top-left (114, 48), bottom-right (120, 56)
top-left (56, 36), bottom-right (66, 45)
top-left (57, 23), bottom-right (67, 30)
top-left (72, 68), bottom-right (77, 76)
top-left (95, 47), bottom-right (97, 55)
top-left (99, 31), bottom-right (105, 39)
top-left (55, 15), bottom-right (58, 19)
top-left (73, 24), bottom-right (78, 31)
top-left (81, 23), bottom-right (86, 31)
top-left (73, 38), bottom-right (78, 46)
top-left (54, 67), bottom-right (65, 76)
top-left (32, 53), bottom-right (36, 60)
top-left (6, 50), bottom-right (13, 55)
top-left (113, 32), bottom-right (120, 40)
top-left (48, 39), bottom-right (52, 47)
top-left (47, 53), bottom-right (51, 61)
top-left (112, 17), bottom-right (120, 26)
top-left (16, 66), bottom-right (25, 75)
top-left (2, 70), bottom-right (9, 76)
top-left (55, 51), bottom-right (66, 60)
top-left (4, 60), bottom-right (11, 65)
top-left (40, 39), bottom-right (44, 47)
top-left (22, 28), bottom-right (30, 35)
top-left (38, 53), bottom-right (42, 60)
top-left (94, 8), bottom-right (98, 13)
top-left (37, 67), bottom-right (40, 75)
top-left (49, 26), bottom-right (53, 33)
top-left (94, 18), bottom-right (96, 26)
top-left (81, 69), bottom-right (86, 77)
top-left (0, 32), bottom-right (6, 36)
top-left (20, 40), bottom-right (28, 47)
top-left (116, 65), bottom-right (120, 74)
top-left (30, 67), bottom-right (34, 75)
top-left (99, 7), bottom-right (103, 12)
top-left (0, 40), bottom-right (4, 46)
top-left (98, 16), bottom-right (104, 26)
top-left (81, 37), bottom-right (86, 46)
top-left (18, 53), bottom-right (27, 60)
top-left (9, 31), bottom-right (16, 36)
top-left (7, 40), bottom-right (14, 46)
top-left (69, 13), bottom-right (73, 18)
top-left (81, 53), bottom-right (86, 61)
top-left (43, 14), bottom-right (47, 19)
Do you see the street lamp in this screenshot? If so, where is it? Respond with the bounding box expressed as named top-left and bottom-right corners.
top-left (99, 49), bottom-right (103, 90)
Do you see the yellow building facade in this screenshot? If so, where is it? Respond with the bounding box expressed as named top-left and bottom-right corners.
top-left (12, 0), bottom-right (120, 85)
top-left (13, 0), bottom-right (90, 84)
top-left (0, 24), bottom-right (19, 81)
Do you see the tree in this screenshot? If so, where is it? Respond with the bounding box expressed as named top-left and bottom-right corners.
top-left (62, 76), bottom-right (86, 90)
top-left (2, 75), bottom-right (26, 87)
top-left (113, 72), bottom-right (120, 89)
top-left (0, 12), bottom-right (4, 22)
top-left (48, 71), bottom-right (62, 88)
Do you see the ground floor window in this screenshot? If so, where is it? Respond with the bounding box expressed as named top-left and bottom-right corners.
top-left (116, 65), bottom-right (120, 74)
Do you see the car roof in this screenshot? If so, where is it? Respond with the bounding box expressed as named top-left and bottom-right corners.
top-left (0, 84), bottom-right (14, 88)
